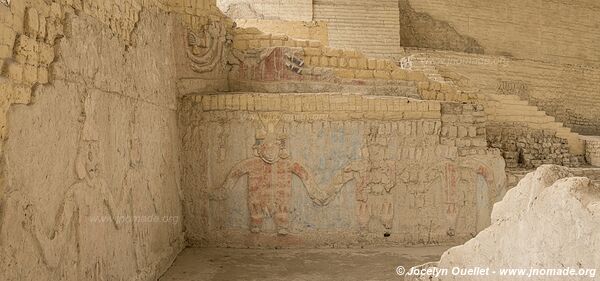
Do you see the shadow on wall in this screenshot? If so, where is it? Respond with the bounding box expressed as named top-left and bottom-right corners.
top-left (399, 0), bottom-right (484, 54)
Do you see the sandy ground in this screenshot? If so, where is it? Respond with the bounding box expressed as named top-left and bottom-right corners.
top-left (159, 246), bottom-right (450, 281)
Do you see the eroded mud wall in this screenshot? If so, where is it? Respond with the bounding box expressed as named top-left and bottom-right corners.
top-left (0, 0), bottom-right (230, 280)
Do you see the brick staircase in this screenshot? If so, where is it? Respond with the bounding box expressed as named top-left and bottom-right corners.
top-left (402, 56), bottom-right (451, 84)
top-left (400, 53), bottom-right (587, 157)
top-left (483, 94), bottom-right (585, 155)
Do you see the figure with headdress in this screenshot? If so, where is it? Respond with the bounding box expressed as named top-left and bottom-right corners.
top-left (211, 121), bottom-right (327, 235)
top-left (326, 125), bottom-right (397, 233)
top-left (22, 97), bottom-right (134, 281)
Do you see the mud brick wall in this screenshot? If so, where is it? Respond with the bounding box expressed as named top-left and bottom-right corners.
top-left (313, 0), bottom-right (402, 57)
top-left (0, 0), bottom-right (228, 280)
top-left (405, 0), bottom-right (600, 66)
top-left (585, 138), bottom-right (600, 166)
top-left (217, 0), bottom-right (313, 21)
top-left (487, 124), bottom-right (584, 169)
top-left (409, 50), bottom-right (600, 136)
top-left (440, 103), bottom-right (488, 157)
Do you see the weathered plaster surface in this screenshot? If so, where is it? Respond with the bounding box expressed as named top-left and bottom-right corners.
top-left (0, 2), bottom-right (215, 280)
top-left (180, 93), bottom-right (506, 248)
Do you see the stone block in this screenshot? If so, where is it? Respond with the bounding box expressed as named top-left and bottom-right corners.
top-left (309, 56), bottom-right (320, 66)
top-left (259, 40), bottom-right (270, 48)
top-left (0, 44), bottom-right (11, 58)
top-left (24, 7), bottom-right (39, 37)
top-left (323, 47), bottom-right (341, 57)
top-left (39, 43), bottom-right (54, 65)
top-left (334, 68), bottom-right (354, 79)
top-left (468, 126), bottom-right (477, 137)
top-left (348, 58), bottom-right (358, 68)
top-left (355, 70), bottom-right (373, 79)
top-left (37, 66), bottom-right (48, 84)
top-left (373, 70), bottom-right (390, 79)
top-left (0, 25), bottom-right (16, 47)
top-left (308, 40), bottom-right (321, 48)
top-left (407, 71), bottom-right (427, 81)
top-left (448, 126), bottom-right (458, 138)
top-left (357, 58), bottom-right (368, 69)
top-left (342, 49), bottom-right (360, 58)
top-left (232, 39), bottom-right (247, 50)
top-left (5, 61), bottom-right (23, 81)
top-left (329, 57), bottom-right (338, 67)
top-left (391, 69), bottom-right (407, 80)
top-left (303, 47), bottom-right (322, 56)
top-left (367, 59), bottom-right (377, 70)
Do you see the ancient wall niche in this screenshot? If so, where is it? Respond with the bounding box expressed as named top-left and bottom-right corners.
top-left (398, 0), bottom-right (484, 54)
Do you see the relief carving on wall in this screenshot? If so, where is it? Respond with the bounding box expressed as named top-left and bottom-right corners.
top-left (210, 118), bottom-right (328, 235)
top-left (284, 50), bottom-right (305, 74)
top-left (328, 126), bottom-right (397, 233)
top-left (324, 126), bottom-right (470, 236)
top-left (22, 97), bottom-right (133, 280)
top-left (231, 47), bottom-right (334, 81)
top-left (443, 163), bottom-right (459, 236)
top-left (186, 20), bottom-right (231, 73)
top-left (204, 117), bottom-right (505, 240)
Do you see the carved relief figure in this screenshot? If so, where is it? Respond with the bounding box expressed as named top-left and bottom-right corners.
top-left (464, 158), bottom-right (504, 232)
top-left (443, 163), bottom-right (459, 236)
top-left (211, 121), bottom-right (327, 235)
top-left (23, 97), bottom-right (134, 281)
top-left (328, 127), bottom-right (397, 232)
top-left (123, 107), bottom-right (155, 275)
top-left (186, 20), bottom-right (230, 73)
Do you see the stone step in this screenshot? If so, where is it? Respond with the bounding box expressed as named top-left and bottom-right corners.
top-left (495, 104), bottom-right (540, 112)
top-left (490, 115), bottom-right (555, 124)
top-left (570, 168), bottom-right (600, 181)
top-left (487, 99), bottom-right (529, 106)
top-left (490, 109), bottom-right (546, 117)
top-left (555, 127), bottom-right (573, 135)
top-left (460, 84), bottom-right (585, 156)
top-left (486, 94), bottom-right (522, 101)
top-left (499, 100), bottom-right (530, 106)
top-left (486, 97), bottom-right (528, 106)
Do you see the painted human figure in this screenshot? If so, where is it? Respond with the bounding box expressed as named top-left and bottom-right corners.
top-left (328, 130), bottom-right (396, 232)
top-left (212, 124), bottom-right (327, 235)
top-left (444, 163), bottom-right (459, 236)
